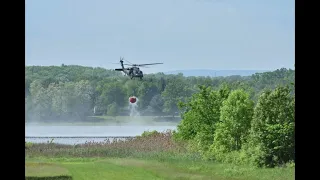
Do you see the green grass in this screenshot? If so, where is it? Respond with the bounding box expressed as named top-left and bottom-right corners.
top-left (25, 162), bottom-right (72, 180)
top-left (25, 176), bottom-right (72, 180)
top-left (26, 157), bottom-right (294, 180)
top-left (26, 131), bottom-right (294, 180)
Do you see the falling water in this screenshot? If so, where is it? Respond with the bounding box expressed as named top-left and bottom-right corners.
top-left (128, 97), bottom-right (140, 117)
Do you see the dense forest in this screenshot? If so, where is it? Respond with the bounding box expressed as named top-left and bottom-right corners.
top-left (25, 65), bottom-right (294, 123)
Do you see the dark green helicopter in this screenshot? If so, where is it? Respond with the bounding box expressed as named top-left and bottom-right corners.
top-left (114, 57), bottom-right (163, 80)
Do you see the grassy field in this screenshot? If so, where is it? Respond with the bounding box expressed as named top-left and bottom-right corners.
top-left (26, 157), bottom-right (294, 180)
top-left (25, 131), bottom-right (294, 180)
top-left (26, 116), bottom-right (181, 126)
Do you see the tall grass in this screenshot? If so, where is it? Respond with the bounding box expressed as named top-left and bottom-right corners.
top-left (26, 130), bottom-right (201, 161)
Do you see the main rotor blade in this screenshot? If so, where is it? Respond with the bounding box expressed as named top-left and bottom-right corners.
top-left (124, 59), bottom-right (134, 65)
top-left (137, 63), bottom-right (163, 66)
top-left (107, 62), bottom-right (120, 64)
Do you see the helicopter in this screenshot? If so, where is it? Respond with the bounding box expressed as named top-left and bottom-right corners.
top-left (114, 57), bottom-right (163, 80)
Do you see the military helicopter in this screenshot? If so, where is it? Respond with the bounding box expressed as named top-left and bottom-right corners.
top-left (114, 57), bottom-right (163, 80)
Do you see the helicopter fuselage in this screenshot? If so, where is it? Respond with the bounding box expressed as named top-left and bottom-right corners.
top-left (114, 57), bottom-right (162, 80)
top-left (124, 67), bottom-right (143, 79)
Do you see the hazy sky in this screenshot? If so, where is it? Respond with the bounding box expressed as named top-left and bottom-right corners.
top-left (25, 0), bottom-right (295, 73)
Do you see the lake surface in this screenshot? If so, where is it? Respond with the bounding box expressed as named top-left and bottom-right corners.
top-left (25, 125), bottom-right (177, 144)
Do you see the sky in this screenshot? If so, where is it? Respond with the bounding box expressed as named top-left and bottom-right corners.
top-left (25, 0), bottom-right (295, 73)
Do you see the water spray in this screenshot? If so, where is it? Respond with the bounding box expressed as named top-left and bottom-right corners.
top-left (128, 96), bottom-right (140, 117)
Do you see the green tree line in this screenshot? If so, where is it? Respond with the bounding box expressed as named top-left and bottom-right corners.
top-left (173, 83), bottom-right (294, 168)
top-left (25, 65), bottom-right (294, 123)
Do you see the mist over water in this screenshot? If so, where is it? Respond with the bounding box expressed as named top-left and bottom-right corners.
top-left (25, 125), bottom-right (176, 137)
top-left (25, 96), bottom-right (179, 144)
top-left (25, 125), bottom-right (176, 144)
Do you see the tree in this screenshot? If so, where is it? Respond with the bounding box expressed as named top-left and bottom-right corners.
top-left (246, 85), bottom-right (295, 167)
top-left (124, 80), bottom-right (141, 98)
top-left (73, 80), bottom-right (94, 120)
top-left (147, 94), bottom-right (164, 115)
top-left (174, 84), bottom-right (231, 154)
top-left (137, 82), bottom-right (160, 110)
top-left (97, 81), bottom-right (127, 113)
top-left (107, 102), bottom-right (119, 120)
top-left (162, 75), bottom-right (192, 116)
top-left (29, 80), bottom-right (53, 121)
top-left (210, 89), bottom-right (254, 156)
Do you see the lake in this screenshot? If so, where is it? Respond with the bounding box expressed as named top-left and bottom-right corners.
top-left (25, 125), bottom-right (177, 145)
